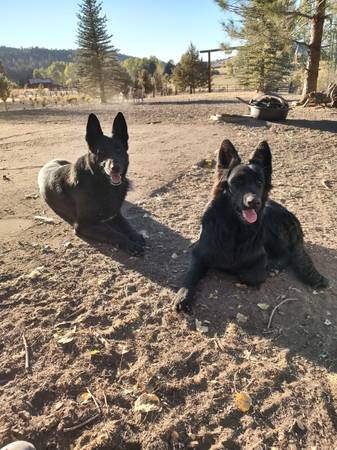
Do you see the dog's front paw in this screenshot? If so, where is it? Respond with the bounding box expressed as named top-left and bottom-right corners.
top-left (126, 240), bottom-right (144, 256)
top-left (314, 275), bottom-right (329, 289)
top-left (174, 288), bottom-right (193, 314)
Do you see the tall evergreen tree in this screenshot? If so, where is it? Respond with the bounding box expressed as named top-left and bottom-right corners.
top-left (0, 73), bottom-right (12, 111)
top-left (216, 0), bottom-right (294, 91)
top-left (173, 43), bottom-right (208, 93)
top-left (76, 0), bottom-right (124, 103)
top-left (288, 0), bottom-right (327, 97)
top-left (216, 0), bottom-right (337, 98)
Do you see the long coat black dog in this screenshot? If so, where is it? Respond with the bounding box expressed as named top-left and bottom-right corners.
top-left (175, 139), bottom-right (328, 313)
top-left (38, 112), bottom-right (145, 255)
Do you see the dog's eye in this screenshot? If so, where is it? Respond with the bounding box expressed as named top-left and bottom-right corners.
top-left (256, 179), bottom-right (263, 187)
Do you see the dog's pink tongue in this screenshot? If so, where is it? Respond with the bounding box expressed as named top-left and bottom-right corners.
top-left (111, 173), bottom-right (121, 184)
top-left (242, 209), bottom-right (257, 224)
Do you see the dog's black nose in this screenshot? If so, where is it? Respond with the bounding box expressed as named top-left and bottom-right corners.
top-left (244, 193), bottom-right (261, 208)
top-left (112, 161), bottom-right (120, 171)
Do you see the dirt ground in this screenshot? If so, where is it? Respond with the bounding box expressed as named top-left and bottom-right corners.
top-left (1, 93), bottom-right (337, 450)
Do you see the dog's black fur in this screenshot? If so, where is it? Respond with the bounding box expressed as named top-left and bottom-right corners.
top-left (38, 112), bottom-right (145, 255)
top-left (175, 139), bottom-right (328, 313)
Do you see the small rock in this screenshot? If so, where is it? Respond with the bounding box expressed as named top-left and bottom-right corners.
top-left (27, 266), bottom-right (45, 280)
top-left (171, 253), bottom-right (178, 259)
top-left (236, 312), bottom-right (248, 324)
top-left (235, 282), bottom-right (247, 288)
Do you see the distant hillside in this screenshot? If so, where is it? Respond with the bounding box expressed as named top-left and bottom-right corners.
top-left (0, 46), bottom-right (130, 85)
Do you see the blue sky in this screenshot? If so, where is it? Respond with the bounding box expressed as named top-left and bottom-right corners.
top-left (1, 0), bottom-right (230, 63)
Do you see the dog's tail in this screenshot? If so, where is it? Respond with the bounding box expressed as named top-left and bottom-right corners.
top-left (290, 243), bottom-right (328, 289)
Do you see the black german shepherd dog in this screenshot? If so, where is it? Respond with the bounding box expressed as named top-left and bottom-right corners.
top-left (38, 112), bottom-right (145, 255)
top-left (175, 139), bottom-right (328, 313)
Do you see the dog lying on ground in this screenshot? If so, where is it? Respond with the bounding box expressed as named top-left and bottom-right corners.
top-left (175, 139), bottom-right (328, 313)
top-left (38, 112), bottom-right (145, 255)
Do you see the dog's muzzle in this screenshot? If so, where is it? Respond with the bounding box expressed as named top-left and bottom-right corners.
top-left (241, 193), bottom-right (261, 224)
top-left (102, 159), bottom-right (122, 186)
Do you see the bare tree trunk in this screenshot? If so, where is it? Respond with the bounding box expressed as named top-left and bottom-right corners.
top-left (99, 82), bottom-right (106, 103)
top-left (301, 0), bottom-right (326, 100)
top-left (99, 67), bottom-right (106, 103)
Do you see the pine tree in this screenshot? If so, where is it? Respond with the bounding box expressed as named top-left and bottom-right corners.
top-left (216, 0), bottom-right (336, 98)
top-left (216, 0), bottom-right (294, 91)
top-left (76, 0), bottom-right (124, 103)
top-left (292, 0), bottom-right (327, 98)
top-left (173, 43), bottom-right (208, 93)
top-left (0, 73), bottom-right (12, 111)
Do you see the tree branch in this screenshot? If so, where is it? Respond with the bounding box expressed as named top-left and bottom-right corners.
top-left (293, 40), bottom-right (310, 48)
top-left (284, 11), bottom-right (314, 20)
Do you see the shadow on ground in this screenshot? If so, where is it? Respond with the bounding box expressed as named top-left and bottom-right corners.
top-left (145, 99), bottom-right (240, 106)
top-left (282, 118), bottom-right (337, 133)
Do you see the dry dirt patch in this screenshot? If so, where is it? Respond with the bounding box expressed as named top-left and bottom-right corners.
top-left (1, 96), bottom-right (337, 449)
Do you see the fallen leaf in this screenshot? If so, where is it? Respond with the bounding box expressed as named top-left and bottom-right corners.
top-left (195, 319), bottom-right (209, 333)
top-left (235, 391), bottom-right (252, 412)
top-left (236, 313), bottom-right (248, 324)
top-left (324, 319), bottom-right (332, 326)
top-left (171, 253), bottom-right (178, 259)
top-left (134, 393), bottom-right (160, 412)
top-left (80, 391), bottom-right (92, 404)
top-left (257, 303), bottom-right (270, 311)
top-left (56, 333), bottom-right (75, 345)
top-left (90, 349), bottom-right (101, 356)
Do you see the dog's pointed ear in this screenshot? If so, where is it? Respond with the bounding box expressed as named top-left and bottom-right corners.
top-left (86, 113), bottom-right (103, 152)
top-left (217, 139), bottom-right (241, 171)
top-left (113, 112), bottom-right (128, 146)
top-left (249, 141), bottom-right (272, 188)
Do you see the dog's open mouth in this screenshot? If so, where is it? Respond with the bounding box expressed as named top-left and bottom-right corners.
top-left (242, 208), bottom-right (257, 224)
top-left (109, 172), bottom-right (122, 186)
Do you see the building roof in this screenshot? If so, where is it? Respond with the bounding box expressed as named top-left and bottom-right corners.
top-left (27, 78), bottom-right (54, 84)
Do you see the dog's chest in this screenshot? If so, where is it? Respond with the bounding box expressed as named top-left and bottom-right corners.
top-left (97, 189), bottom-right (124, 217)
top-left (200, 220), bottom-right (264, 270)
top-left (78, 180), bottom-right (126, 220)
